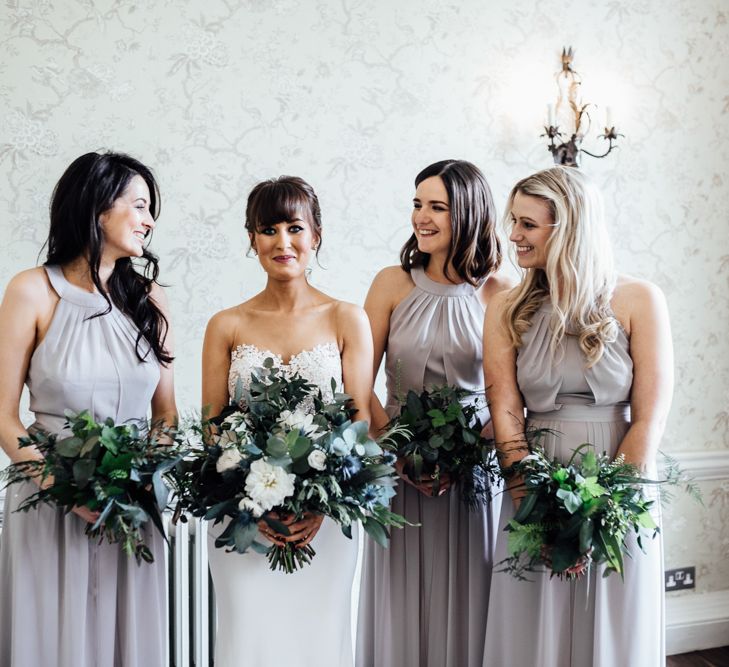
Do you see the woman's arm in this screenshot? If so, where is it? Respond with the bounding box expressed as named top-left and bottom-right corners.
top-left (363, 267), bottom-right (407, 432)
top-left (149, 284), bottom-right (177, 426)
top-left (0, 271), bottom-right (45, 465)
top-left (483, 291), bottom-right (527, 503)
top-left (201, 310), bottom-right (235, 420)
top-left (338, 302), bottom-right (374, 427)
top-left (0, 270), bottom-right (99, 523)
top-left (615, 280), bottom-right (673, 471)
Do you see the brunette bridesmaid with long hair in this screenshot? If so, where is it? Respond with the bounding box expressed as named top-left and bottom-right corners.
top-left (0, 152), bottom-right (176, 667)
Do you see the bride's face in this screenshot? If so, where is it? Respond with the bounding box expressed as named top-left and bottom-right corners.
top-left (250, 212), bottom-right (318, 279)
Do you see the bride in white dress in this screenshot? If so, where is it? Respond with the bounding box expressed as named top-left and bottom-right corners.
top-left (202, 176), bottom-right (374, 667)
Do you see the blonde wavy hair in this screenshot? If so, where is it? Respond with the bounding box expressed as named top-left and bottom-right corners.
top-left (503, 166), bottom-right (618, 367)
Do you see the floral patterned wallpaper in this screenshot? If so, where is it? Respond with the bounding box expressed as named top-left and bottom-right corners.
top-left (1, 0), bottom-right (728, 595)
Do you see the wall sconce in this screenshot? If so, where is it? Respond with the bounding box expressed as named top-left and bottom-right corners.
top-left (541, 47), bottom-right (623, 167)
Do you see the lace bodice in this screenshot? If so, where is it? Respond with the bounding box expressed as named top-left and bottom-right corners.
top-left (228, 342), bottom-right (343, 412)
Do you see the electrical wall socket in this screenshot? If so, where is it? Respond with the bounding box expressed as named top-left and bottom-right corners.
top-left (665, 567), bottom-right (696, 591)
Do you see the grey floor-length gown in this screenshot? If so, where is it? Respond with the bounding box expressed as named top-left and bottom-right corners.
top-left (0, 265), bottom-right (166, 667)
top-left (357, 266), bottom-right (501, 667)
top-left (483, 302), bottom-right (665, 666)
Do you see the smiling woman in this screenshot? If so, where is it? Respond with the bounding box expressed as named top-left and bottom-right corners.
top-left (0, 151), bottom-right (177, 667)
top-left (201, 175), bottom-right (373, 667)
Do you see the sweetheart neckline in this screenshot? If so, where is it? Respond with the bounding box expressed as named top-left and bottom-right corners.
top-left (230, 341), bottom-right (340, 367)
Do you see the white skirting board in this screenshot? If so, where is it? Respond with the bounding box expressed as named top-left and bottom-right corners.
top-left (666, 590), bottom-right (729, 655)
top-left (664, 448), bottom-right (729, 655)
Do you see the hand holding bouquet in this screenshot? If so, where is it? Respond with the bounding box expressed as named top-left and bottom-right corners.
top-left (2, 410), bottom-right (178, 563)
top-left (498, 437), bottom-right (696, 580)
top-left (387, 385), bottom-right (499, 506)
top-left (170, 359), bottom-right (408, 573)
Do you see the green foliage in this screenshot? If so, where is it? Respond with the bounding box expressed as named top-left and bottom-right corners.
top-left (387, 385), bottom-right (499, 507)
top-left (168, 358), bottom-right (409, 573)
top-left (2, 411), bottom-right (182, 563)
top-left (498, 436), bottom-right (699, 581)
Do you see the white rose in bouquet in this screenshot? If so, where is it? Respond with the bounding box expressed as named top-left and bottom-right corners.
top-left (245, 458), bottom-right (296, 511)
top-left (307, 449), bottom-right (327, 471)
top-left (279, 409), bottom-right (322, 438)
top-left (223, 411), bottom-right (250, 435)
top-left (238, 496), bottom-right (264, 518)
top-left (216, 446), bottom-right (243, 473)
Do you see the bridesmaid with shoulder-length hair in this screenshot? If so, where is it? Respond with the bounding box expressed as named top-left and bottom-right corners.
top-left (357, 159), bottom-right (512, 667)
top-left (483, 166), bottom-right (670, 666)
top-left (0, 152), bottom-right (176, 667)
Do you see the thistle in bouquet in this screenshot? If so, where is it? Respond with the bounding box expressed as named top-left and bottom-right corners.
top-left (2, 410), bottom-right (180, 563)
top-left (169, 358), bottom-right (409, 573)
top-left (386, 384), bottom-right (500, 506)
top-left (498, 431), bottom-right (700, 581)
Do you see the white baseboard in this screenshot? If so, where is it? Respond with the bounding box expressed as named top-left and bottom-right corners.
top-left (666, 589), bottom-right (729, 655)
top-left (662, 449), bottom-right (729, 482)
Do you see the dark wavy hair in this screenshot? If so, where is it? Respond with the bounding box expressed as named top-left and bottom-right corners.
top-left (245, 176), bottom-right (322, 256)
top-left (45, 151), bottom-right (172, 364)
top-left (400, 159), bottom-right (501, 285)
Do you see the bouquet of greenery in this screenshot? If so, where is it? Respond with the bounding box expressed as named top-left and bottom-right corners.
top-left (169, 358), bottom-right (409, 573)
top-left (386, 385), bottom-right (500, 506)
top-left (498, 436), bottom-right (697, 581)
top-left (2, 410), bottom-right (178, 563)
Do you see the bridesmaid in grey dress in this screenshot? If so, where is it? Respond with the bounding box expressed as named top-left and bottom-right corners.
top-left (483, 166), bottom-right (671, 666)
top-left (356, 160), bottom-right (512, 667)
top-left (0, 152), bottom-right (176, 667)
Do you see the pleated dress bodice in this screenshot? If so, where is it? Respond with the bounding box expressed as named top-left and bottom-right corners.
top-left (27, 265), bottom-right (160, 434)
top-left (384, 266), bottom-right (485, 415)
top-left (516, 302), bottom-right (633, 414)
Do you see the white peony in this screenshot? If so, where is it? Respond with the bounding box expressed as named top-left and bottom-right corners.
top-left (216, 446), bottom-right (242, 473)
top-left (223, 411), bottom-right (250, 435)
top-left (307, 448), bottom-right (328, 471)
top-left (245, 458), bottom-right (296, 511)
top-left (238, 496), bottom-right (264, 518)
top-left (278, 409), bottom-right (323, 438)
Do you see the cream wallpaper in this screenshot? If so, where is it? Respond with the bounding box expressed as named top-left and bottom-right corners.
top-left (1, 0), bottom-right (728, 601)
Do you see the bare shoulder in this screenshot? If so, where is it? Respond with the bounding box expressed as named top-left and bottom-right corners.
top-left (480, 271), bottom-right (517, 305)
top-left (612, 274), bottom-right (667, 311)
top-left (487, 284), bottom-right (517, 314)
top-left (205, 304), bottom-right (241, 341)
top-left (333, 300), bottom-right (369, 329)
top-left (365, 265), bottom-right (415, 317)
top-left (370, 265), bottom-right (414, 295)
top-left (3, 267), bottom-right (55, 309)
top-left (612, 275), bottom-right (668, 333)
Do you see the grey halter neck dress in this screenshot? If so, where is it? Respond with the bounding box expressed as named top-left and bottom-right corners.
top-left (357, 266), bottom-right (501, 667)
top-left (483, 302), bottom-right (665, 667)
top-left (0, 265), bottom-right (166, 667)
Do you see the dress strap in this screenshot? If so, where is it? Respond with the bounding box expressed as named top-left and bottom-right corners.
top-left (410, 266), bottom-right (477, 297)
top-left (43, 264), bottom-right (108, 309)
top-left (43, 265), bottom-right (68, 298)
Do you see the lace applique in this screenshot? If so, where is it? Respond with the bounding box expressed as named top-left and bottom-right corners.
top-left (228, 342), bottom-right (342, 413)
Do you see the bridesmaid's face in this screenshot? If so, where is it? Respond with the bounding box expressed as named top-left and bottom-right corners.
top-left (250, 212), bottom-right (318, 279)
top-left (411, 176), bottom-right (452, 258)
top-left (509, 192), bottom-right (554, 270)
top-left (99, 175), bottom-right (155, 261)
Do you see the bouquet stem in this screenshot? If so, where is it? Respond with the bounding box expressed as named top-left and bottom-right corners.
top-left (267, 543), bottom-right (317, 573)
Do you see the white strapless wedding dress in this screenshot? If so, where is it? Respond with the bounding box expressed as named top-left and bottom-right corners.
top-left (208, 342), bottom-right (360, 667)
